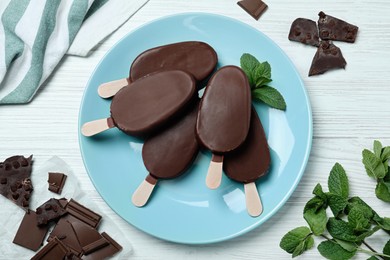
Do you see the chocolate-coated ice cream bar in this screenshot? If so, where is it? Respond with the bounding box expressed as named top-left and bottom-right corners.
top-left (81, 70), bottom-right (196, 138)
top-left (196, 66), bottom-right (251, 189)
top-left (132, 100), bottom-right (199, 207)
top-left (98, 41), bottom-right (217, 98)
top-left (224, 108), bottom-right (270, 217)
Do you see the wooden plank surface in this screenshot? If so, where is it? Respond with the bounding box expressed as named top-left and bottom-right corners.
top-left (1, 0), bottom-right (390, 259)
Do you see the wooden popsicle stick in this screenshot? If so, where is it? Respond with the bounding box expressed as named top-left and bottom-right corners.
top-left (98, 78), bottom-right (129, 98)
top-left (81, 118), bottom-right (114, 137)
top-left (244, 182), bottom-right (263, 217)
top-left (205, 154), bottom-right (224, 189)
top-left (132, 175), bottom-right (158, 207)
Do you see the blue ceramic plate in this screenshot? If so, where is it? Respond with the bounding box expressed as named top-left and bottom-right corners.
top-left (79, 13), bottom-right (312, 244)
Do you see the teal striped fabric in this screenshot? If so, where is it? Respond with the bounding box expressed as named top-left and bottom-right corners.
top-left (0, 0), bottom-right (105, 104)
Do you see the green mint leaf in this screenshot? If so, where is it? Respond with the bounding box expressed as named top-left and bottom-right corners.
top-left (328, 163), bottom-right (349, 199)
top-left (327, 218), bottom-right (357, 242)
top-left (376, 217), bottom-right (390, 231)
top-left (304, 197), bottom-right (327, 235)
top-left (334, 239), bottom-right (358, 252)
top-left (367, 256), bottom-right (380, 260)
top-left (327, 193), bottom-right (347, 217)
top-left (252, 86), bottom-right (286, 110)
top-left (313, 183), bottom-right (327, 201)
top-left (374, 140), bottom-right (383, 158)
top-left (376, 180), bottom-right (390, 202)
top-left (240, 53), bottom-right (260, 86)
top-left (318, 240), bottom-right (356, 260)
top-left (355, 226), bottom-right (381, 242)
top-left (381, 147), bottom-right (390, 162)
top-left (347, 197), bottom-right (375, 218)
top-left (254, 76), bottom-right (272, 88)
top-left (279, 226), bottom-right (312, 255)
top-left (348, 205), bottom-right (371, 231)
top-left (362, 149), bottom-right (386, 179)
top-left (383, 239), bottom-right (390, 260)
top-left (291, 235), bottom-right (314, 258)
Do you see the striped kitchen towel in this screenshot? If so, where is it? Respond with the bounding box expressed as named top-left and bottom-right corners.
top-left (0, 0), bottom-right (148, 104)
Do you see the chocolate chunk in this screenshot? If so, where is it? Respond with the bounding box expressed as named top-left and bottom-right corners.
top-left (31, 237), bottom-right (69, 260)
top-left (318, 11), bottom-right (358, 43)
top-left (110, 70), bottom-right (196, 137)
top-left (237, 0), bottom-right (268, 20)
top-left (0, 155), bottom-right (33, 210)
top-left (47, 172), bottom-right (67, 194)
top-left (130, 41), bottom-right (217, 88)
top-left (288, 18), bottom-right (320, 47)
top-left (13, 211), bottom-right (49, 251)
top-left (82, 232), bottom-right (122, 260)
top-left (224, 108), bottom-right (271, 183)
top-left (71, 221), bottom-right (109, 255)
top-left (48, 219), bottom-right (83, 256)
top-left (36, 198), bottom-right (67, 225)
top-left (65, 199), bottom-right (102, 228)
top-left (309, 40), bottom-right (347, 76)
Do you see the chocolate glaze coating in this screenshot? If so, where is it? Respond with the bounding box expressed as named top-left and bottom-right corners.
top-left (142, 100), bottom-right (199, 179)
top-left (110, 70), bottom-right (196, 137)
top-left (130, 41), bottom-right (217, 87)
top-left (224, 108), bottom-right (270, 183)
top-left (196, 66), bottom-right (251, 153)
top-left (318, 11), bottom-right (358, 43)
top-left (288, 18), bottom-right (320, 47)
top-left (309, 40), bottom-right (346, 76)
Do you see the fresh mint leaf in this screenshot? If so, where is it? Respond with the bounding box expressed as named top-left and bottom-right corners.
top-left (304, 197), bottom-right (327, 235)
top-left (328, 163), bottom-right (349, 199)
top-left (381, 147), bottom-right (390, 162)
top-left (376, 217), bottom-right (390, 231)
top-left (362, 149), bottom-right (386, 179)
top-left (327, 218), bottom-right (357, 242)
top-left (374, 140), bottom-right (383, 158)
top-left (253, 61), bottom-right (271, 88)
top-left (313, 183), bottom-right (327, 201)
top-left (367, 256), bottom-right (380, 260)
top-left (376, 180), bottom-right (390, 202)
top-left (334, 239), bottom-right (358, 252)
top-left (240, 53), bottom-right (260, 86)
top-left (318, 240), bottom-right (356, 260)
top-left (347, 197), bottom-right (375, 219)
top-left (348, 205), bottom-right (371, 231)
top-left (279, 226), bottom-right (312, 256)
top-left (356, 226), bottom-right (381, 241)
top-left (383, 239), bottom-right (390, 260)
top-left (327, 193), bottom-right (347, 217)
top-left (291, 235), bottom-right (314, 258)
top-left (254, 76), bottom-right (272, 88)
top-left (252, 86), bottom-right (286, 110)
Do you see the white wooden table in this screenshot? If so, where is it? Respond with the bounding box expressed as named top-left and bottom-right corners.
top-left (1, 0), bottom-right (390, 259)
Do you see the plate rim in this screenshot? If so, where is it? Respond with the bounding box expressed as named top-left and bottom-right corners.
top-left (78, 12), bottom-right (313, 244)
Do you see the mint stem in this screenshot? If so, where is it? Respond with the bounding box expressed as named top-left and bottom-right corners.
top-left (362, 240), bottom-right (378, 254)
top-left (320, 234), bottom-right (332, 241)
top-left (358, 248), bottom-right (390, 259)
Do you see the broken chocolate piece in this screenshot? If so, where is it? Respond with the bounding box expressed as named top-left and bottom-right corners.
top-left (309, 40), bottom-right (346, 76)
top-left (48, 172), bottom-right (67, 194)
top-left (64, 252), bottom-right (82, 260)
top-left (0, 155), bottom-right (33, 210)
top-left (71, 221), bottom-right (108, 254)
top-left (288, 18), bottom-right (320, 47)
top-left (64, 199), bottom-right (102, 228)
top-left (48, 219), bottom-right (83, 256)
top-left (82, 232), bottom-right (122, 260)
top-left (36, 198), bottom-right (67, 225)
top-left (13, 210), bottom-right (49, 251)
top-left (237, 0), bottom-right (268, 20)
top-left (318, 11), bottom-right (358, 43)
top-left (31, 237), bottom-right (69, 260)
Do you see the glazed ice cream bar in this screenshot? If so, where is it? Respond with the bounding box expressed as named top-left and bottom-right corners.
top-left (98, 41), bottom-right (218, 98)
top-left (224, 108), bottom-right (270, 217)
top-left (196, 65), bottom-right (251, 189)
top-left (81, 70), bottom-right (196, 138)
top-left (132, 100), bottom-right (200, 207)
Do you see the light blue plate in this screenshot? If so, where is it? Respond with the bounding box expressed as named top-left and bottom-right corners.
top-left (79, 13), bottom-right (312, 244)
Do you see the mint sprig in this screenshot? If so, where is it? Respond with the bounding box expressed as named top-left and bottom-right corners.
top-left (362, 140), bottom-right (390, 202)
top-left (279, 141), bottom-right (390, 259)
top-left (240, 53), bottom-right (286, 110)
